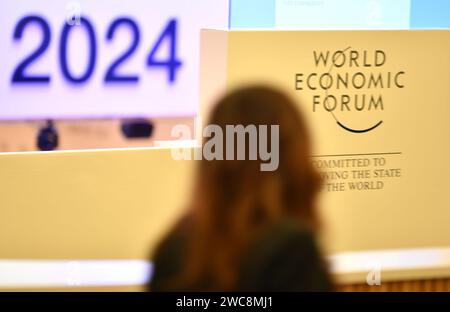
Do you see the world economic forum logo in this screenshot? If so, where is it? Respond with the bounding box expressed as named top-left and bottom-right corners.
top-left (295, 47), bottom-right (405, 133)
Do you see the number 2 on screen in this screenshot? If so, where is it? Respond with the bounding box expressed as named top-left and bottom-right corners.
top-left (11, 16), bottom-right (51, 83)
top-left (11, 15), bottom-right (182, 85)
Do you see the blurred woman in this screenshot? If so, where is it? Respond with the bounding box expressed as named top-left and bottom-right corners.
top-left (149, 86), bottom-right (331, 291)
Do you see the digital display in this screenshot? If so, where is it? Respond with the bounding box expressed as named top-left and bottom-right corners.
top-left (230, 0), bottom-right (450, 30)
top-left (0, 0), bottom-right (228, 120)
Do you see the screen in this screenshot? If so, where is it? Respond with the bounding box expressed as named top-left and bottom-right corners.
top-left (230, 0), bottom-right (450, 30)
top-left (0, 0), bottom-right (228, 121)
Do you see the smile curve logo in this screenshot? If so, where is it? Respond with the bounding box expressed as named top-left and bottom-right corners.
top-left (336, 119), bottom-right (383, 133)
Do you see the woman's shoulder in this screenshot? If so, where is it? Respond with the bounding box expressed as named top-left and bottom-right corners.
top-left (148, 215), bottom-right (192, 291)
top-left (239, 218), bottom-right (331, 291)
top-left (246, 218), bottom-right (315, 261)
